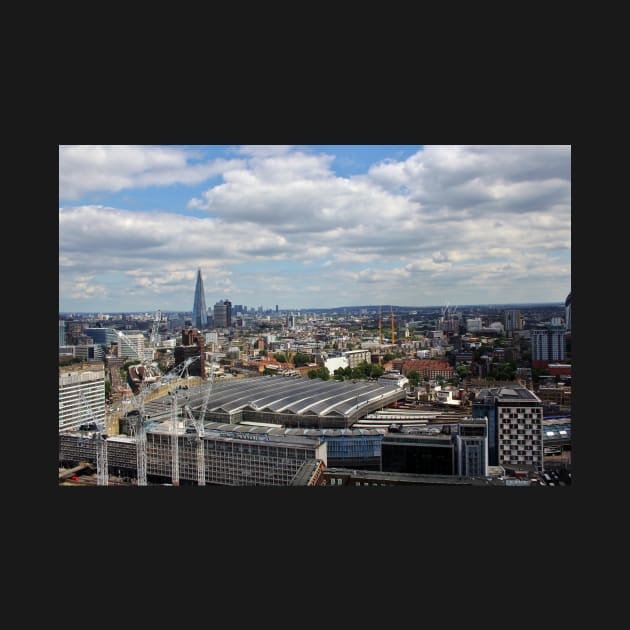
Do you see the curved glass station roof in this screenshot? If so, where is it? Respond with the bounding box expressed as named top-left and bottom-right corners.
top-left (187, 376), bottom-right (404, 419)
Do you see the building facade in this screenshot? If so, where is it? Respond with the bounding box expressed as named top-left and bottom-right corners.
top-left (59, 320), bottom-right (66, 347)
top-left (472, 387), bottom-right (543, 471)
top-left (343, 349), bottom-right (371, 368)
top-left (456, 418), bottom-right (488, 476)
top-left (84, 327), bottom-right (119, 346)
top-left (531, 328), bottom-right (566, 363)
top-left (59, 365), bottom-right (106, 433)
top-left (504, 309), bottom-right (523, 333)
top-left (214, 299), bottom-right (232, 329)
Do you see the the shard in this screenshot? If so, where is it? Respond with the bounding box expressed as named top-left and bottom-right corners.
top-left (192, 268), bottom-right (208, 329)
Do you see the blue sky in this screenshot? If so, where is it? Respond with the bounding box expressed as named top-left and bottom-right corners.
top-left (59, 145), bottom-right (571, 312)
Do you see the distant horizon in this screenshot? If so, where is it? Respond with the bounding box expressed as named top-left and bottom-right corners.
top-left (59, 300), bottom-right (566, 316)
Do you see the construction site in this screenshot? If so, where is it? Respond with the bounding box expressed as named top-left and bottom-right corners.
top-left (59, 356), bottom-right (406, 487)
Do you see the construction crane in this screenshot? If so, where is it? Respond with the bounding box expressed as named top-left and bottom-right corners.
top-left (130, 356), bottom-right (199, 486)
top-left (126, 384), bottom-right (149, 486)
top-left (378, 306), bottom-right (383, 346)
top-left (390, 305), bottom-right (395, 345)
top-left (78, 390), bottom-right (108, 486)
top-left (171, 391), bottom-right (180, 486)
top-left (163, 355), bottom-right (199, 487)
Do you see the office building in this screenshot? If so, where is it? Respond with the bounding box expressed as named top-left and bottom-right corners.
top-left (84, 327), bottom-right (119, 346)
top-left (565, 292), bottom-right (571, 332)
top-left (472, 387), bottom-right (543, 471)
top-left (214, 299), bottom-right (232, 329)
top-left (59, 365), bottom-right (106, 433)
top-left (59, 320), bottom-right (66, 347)
top-left (381, 429), bottom-right (456, 475)
top-left (504, 309), bottom-right (523, 333)
top-left (531, 328), bottom-right (566, 363)
top-left (192, 268), bottom-right (208, 330)
top-left (116, 332), bottom-right (145, 360)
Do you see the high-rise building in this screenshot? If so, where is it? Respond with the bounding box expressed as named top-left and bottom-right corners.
top-left (531, 328), bottom-right (566, 363)
top-left (472, 386), bottom-right (543, 471)
top-left (214, 299), bottom-right (232, 329)
top-left (59, 320), bottom-right (66, 347)
top-left (504, 309), bottom-right (523, 333)
top-left (565, 292), bottom-right (571, 332)
top-left (59, 365), bottom-right (106, 433)
top-left (192, 268), bottom-right (208, 330)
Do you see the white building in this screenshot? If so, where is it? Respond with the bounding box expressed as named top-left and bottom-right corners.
top-left (466, 318), bottom-right (483, 333)
top-left (59, 365), bottom-right (106, 433)
top-left (324, 356), bottom-right (349, 374)
top-left (116, 332), bottom-right (145, 359)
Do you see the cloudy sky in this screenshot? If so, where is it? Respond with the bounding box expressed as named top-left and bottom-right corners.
top-left (59, 145), bottom-right (571, 313)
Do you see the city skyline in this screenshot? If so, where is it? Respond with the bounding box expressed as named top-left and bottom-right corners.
top-left (59, 145), bottom-right (571, 312)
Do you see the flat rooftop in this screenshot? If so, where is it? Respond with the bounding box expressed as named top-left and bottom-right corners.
top-left (475, 387), bottom-right (541, 403)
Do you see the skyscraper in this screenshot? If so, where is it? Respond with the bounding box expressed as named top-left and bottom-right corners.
top-left (214, 299), bottom-right (232, 329)
top-left (504, 309), bottom-right (523, 333)
top-left (192, 268), bottom-right (208, 330)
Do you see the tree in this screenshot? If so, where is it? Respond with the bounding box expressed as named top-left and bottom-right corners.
top-left (308, 366), bottom-right (330, 380)
top-left (407, 370), bottom-right (420, 387)
top-left (273, 352), bottom-right (287, 363)
top-left (456, 365), bottom-right (468, 379)
top-left (293, 352), bottom-right (311, 366)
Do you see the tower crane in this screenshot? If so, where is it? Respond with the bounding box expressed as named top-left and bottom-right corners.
top-left (78, 390), bottom-right (108, 486)
top-left (390, 305), bottom-right (395, 345)
top-left (378, 306), bottom-right (383, 346)
top-left (126, 356), bottom-right (199, 486)
top-left (163, 355), bottom-right (199, 487)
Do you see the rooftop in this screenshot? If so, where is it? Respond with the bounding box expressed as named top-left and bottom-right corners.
top-left (475, 387), bottom-right (541, 403)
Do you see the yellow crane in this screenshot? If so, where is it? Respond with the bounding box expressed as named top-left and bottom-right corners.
top-left (378, 306), bottom-right (383, 346)
top-left (390, 305), bottom-right (395, 345)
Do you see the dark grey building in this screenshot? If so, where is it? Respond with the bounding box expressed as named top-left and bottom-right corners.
top-left (214, 299), bottom-right (232, 329)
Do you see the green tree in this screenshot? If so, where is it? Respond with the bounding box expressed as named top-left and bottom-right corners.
top-left (308, 366), bottom-right (330, 380)
top-left (407, 370), bottom-right (420, 387)
top-left (274, 352), bottom-right (287, 363)
top-left (293, 352), bottom-right (311, 366)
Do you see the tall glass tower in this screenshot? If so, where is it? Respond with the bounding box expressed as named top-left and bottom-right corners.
top-left (192, 268), bottom-right (208, 330)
